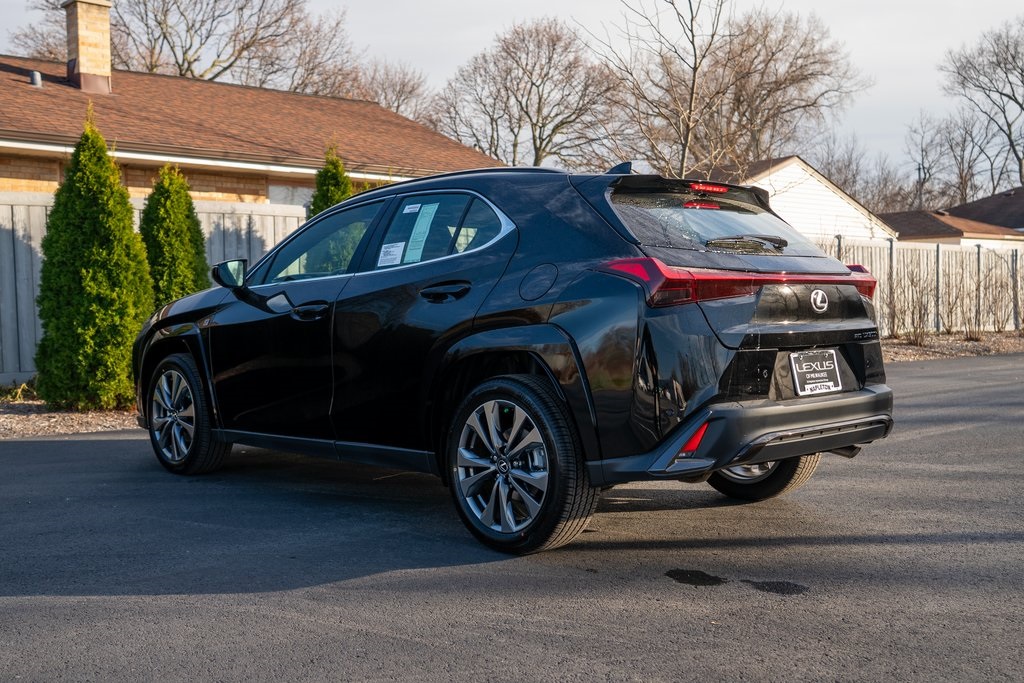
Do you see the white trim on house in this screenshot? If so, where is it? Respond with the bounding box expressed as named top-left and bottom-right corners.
top-left (0, 138), bottom-right (413, 184)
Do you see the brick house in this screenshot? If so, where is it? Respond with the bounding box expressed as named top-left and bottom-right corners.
top-left (0, 0), bottom-right (499, 384)
top-left (0, 0), bottom-right (499, 206)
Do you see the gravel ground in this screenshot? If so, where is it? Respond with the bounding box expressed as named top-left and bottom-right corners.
top-left (3, 331), bottom-right (1023, 440)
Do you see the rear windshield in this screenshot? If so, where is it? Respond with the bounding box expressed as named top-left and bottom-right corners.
top-left (610, 191), bottom-right (820, 256)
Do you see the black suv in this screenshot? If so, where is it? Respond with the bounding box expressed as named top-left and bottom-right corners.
top-left (134, 167), bottom-right (893, 553)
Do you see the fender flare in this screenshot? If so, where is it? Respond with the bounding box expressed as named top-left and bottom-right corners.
top-left (137, 323), bottom-right (221, 429)
top-left (432, 324), bottom-right (601, 463)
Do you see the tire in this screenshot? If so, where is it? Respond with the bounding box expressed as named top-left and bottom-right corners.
top-left (706, 454), bottom-right (821, 501)
top-left (447, 375), bottom-right (599, 554)
top-left (147, 353), bottom-right (230, 475)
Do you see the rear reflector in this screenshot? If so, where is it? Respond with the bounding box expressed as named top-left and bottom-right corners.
top-left (677, 422), bottom-right (709, 458)
top-left (601, 257), bottom-right (877, 306)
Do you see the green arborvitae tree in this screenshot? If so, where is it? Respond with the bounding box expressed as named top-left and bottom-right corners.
top-left (140, 165), bottom-right (210, 308)
top-left (309, 145), bottom-right (353, 217)
top-left (35, 116), bottom-right (154, 410)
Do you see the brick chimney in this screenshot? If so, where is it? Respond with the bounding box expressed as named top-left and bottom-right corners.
top-left (62, 0), bottom-right (112, 94)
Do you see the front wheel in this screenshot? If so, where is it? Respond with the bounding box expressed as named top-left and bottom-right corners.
top-left (147, 353), bottom-right (230, 475)
top-left (706, 454), bottom-right (821, 501)
top-left (447, 375), bottom-right (599, 554)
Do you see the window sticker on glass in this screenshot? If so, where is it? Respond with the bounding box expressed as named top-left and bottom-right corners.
top-left (403, 203), bottom-right (421, 214)
top-left (378, 241), bottom-right (405, 267)
top-left (404, 203), bottom-right (438, 263)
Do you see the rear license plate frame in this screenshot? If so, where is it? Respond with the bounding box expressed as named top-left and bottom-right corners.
top-left (789, 349), bottom-right (842, 396)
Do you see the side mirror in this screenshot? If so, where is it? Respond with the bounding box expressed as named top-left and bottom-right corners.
top-left (211, 259), bottom-right (247, 289)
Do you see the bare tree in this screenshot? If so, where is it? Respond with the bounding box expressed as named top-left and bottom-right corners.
top-left (697, 8), bottom-right (866, 177)
top-left (232, 9), bottom-right (361, 96)
top-left (9, 0), bottom-right (67, 61)
top-left (353, 60), bottom-right (432, 119)
top-left (811, 132), bottom-right (869, 196)
top-left (860, 155), bottom-right (916, 214)
top-left (903, 112), bottom-right (949, 210)
top-left (591, 0), bottom-right (729, 177)
top-left (10, 0), bottom-right (356, 91)
top-left (941, 16), bottom-right (1024, 187)
top-left (592, 1), bottom-right (864, 179)
top-left (431, 18), bottom-right (614, 167)
top-left (809, 132), bottom-right (914, 213)
top-left (939, 107), bottom-right (1011, 203)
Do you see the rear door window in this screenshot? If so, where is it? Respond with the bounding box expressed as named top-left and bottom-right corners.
top-left (373, 194), bottom-right (504, 269)
top-left (610, 190), bottom-right (819, 256)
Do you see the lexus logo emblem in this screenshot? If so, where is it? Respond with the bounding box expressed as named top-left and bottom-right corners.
top-left (810, 289), bottom-right (829, 313)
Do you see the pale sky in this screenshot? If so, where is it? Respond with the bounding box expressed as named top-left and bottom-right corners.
top-left (2, 0), bottom-right (1020, 171)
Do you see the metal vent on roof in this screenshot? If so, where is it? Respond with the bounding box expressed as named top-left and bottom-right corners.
top-left (30, 71), bottom-right (42, 87)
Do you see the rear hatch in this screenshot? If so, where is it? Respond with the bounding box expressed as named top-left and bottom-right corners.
top-left (579, 175), bottom-right (883, 399)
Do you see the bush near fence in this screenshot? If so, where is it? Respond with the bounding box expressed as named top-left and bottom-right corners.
top-left (0, 195), bottom-right (306, 385)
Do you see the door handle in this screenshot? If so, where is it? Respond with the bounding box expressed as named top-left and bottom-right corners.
top-left (291, 302), bottom-right (330, 321)
top-left (420, 282), bottom-right (471, 303)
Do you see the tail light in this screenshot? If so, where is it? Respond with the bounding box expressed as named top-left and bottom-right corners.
top-left (601, 257), bottom-right (877, 307)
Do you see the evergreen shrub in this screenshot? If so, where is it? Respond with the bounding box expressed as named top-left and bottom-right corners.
top-left (309, 145), bottom-right (353, 217)
top-left (35, 117), bottom-right (154, 409)
top-left (140, 165), bottom-right (210, 308)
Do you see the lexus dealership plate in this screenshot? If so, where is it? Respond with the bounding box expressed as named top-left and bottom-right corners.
top-left (789, 349), bottom-right (842, 396)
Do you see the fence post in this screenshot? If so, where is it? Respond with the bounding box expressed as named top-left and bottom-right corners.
top-left (934, 243), bottom-right (941, 332)
top-left (1013, 249), bottom-right (1020, 332)
top-left (886, 238), bottom-right (895, 338)
top-left (975, 244), bottom-right (982, 332)
top-left (835, 234), bottom-right (843, 261)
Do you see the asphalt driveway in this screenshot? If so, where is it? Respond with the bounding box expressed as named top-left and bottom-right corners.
top-left (1, 355), bottom-right (1022, 681)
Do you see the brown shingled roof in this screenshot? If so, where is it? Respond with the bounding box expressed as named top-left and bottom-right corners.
top-left (0, 55), bottom-right (501, 177)
top-left (945, 187), bottom-right (1024, 230)
top-left (879, 210), bottom-right (1024, 241)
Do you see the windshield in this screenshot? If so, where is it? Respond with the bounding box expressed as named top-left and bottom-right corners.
top-left (610, 191), bottom-right (820, 256)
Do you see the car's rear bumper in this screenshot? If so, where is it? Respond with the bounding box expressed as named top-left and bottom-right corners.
top-left (587, 384), bottom-right (893, 486)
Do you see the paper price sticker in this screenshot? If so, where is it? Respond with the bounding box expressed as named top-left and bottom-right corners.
top-left (377, 242), bottom-right (405, 267)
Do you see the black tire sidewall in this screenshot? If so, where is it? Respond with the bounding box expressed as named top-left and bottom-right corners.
top-left (707, 456), bottom-right (804, 501)
top-left (447, 377), bottom-right (574, 553)
top-left (147, 353), bottom-right (211, 474)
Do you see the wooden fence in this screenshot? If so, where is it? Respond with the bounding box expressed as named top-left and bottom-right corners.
top-left (0, 194), bottom-right (305, 384)
top-left (1, 196), bottom-right (1022, 384)
top-left (836, 237), bottom-right (1022, 340)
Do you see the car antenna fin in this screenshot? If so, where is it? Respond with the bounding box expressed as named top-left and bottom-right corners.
top-left (606, 161), bottom-right (633, 175)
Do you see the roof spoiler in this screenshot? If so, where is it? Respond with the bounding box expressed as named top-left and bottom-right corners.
top-left (608, 175), bottom-right (773, 210)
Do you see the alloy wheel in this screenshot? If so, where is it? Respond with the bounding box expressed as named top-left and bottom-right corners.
top-left (456, 399), bottom-right (549, 533)
top-left (719, 461), bottom-right (778, 483)
top-left (150, 369), bottom-right (196, 463)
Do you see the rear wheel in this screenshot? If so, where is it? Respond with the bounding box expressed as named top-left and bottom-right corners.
top-left (147, 353), bottom-right (230, 475)
top-left (707, 454), bottom-right (820, 501)
top-left (447, 375), bottom-right (599, 554)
